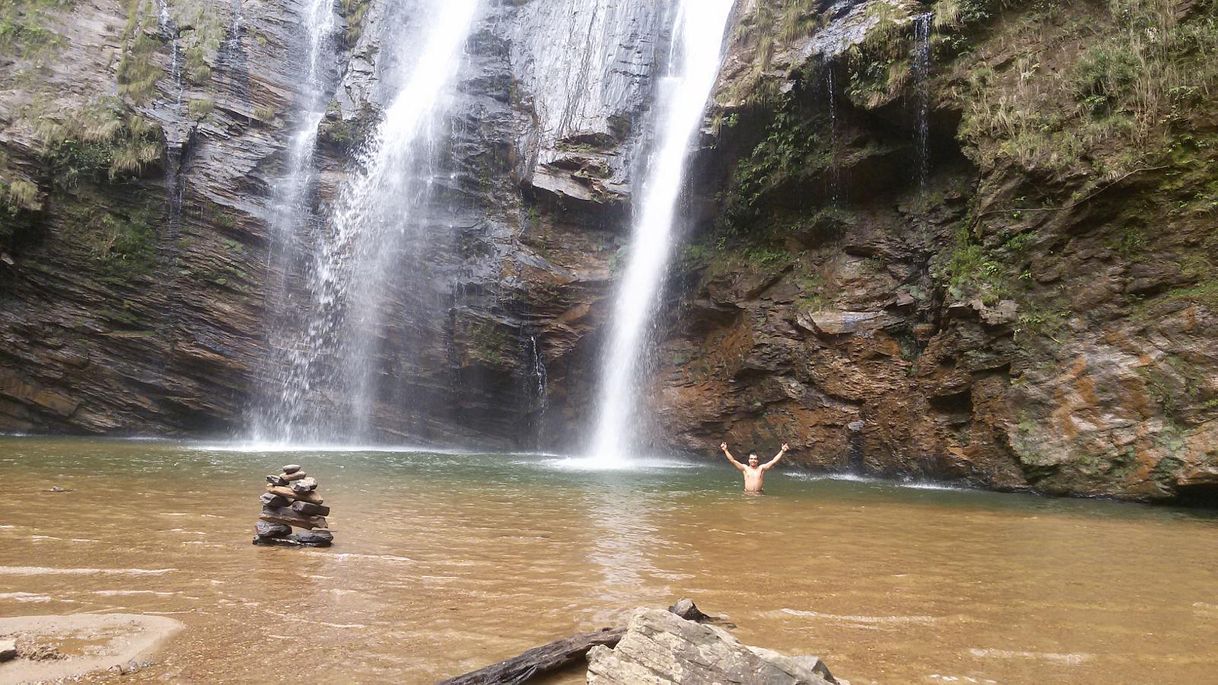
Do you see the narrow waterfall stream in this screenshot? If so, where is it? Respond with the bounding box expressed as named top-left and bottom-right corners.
top-left (253, 0), bottom-right (481, 444)
top-left (913, 12), bottom-right (933, 189)
top-left (588, 0), bottom-right (736, 465)
top-left (250, 0), bottom-right (337, 441)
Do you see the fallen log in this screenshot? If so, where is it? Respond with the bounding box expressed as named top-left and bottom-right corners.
top-left (436, 627), bottom-right (624, 685)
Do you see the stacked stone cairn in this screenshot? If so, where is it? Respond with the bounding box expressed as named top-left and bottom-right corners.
top-left (252, 464), bottom-right (334, 547)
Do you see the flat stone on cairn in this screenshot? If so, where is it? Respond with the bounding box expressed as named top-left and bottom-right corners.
top-left (252, 464), bottom-right (333, 548)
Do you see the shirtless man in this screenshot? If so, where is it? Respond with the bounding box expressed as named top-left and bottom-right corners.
top-left (720, 442), bottom-right (789, 493)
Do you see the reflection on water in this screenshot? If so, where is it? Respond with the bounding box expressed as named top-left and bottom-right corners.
top-left (582, 483), bottom-right (658, 604)
top-left (1, 437), bottom-right (1217, 684)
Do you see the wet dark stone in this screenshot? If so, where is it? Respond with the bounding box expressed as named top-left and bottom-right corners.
top-left (290, 500), bottom-right (330, 516)
top-left (292, 529), bottom-right (333, 547)
top-left (252, 536), bottom-right (297, 547)
top-left (290, 476), bottom-right (317, 493)
top-left (254, 520), bottom-right (292, 539)
top-left (266, 474), bottom-right (287, 486)
top-left (260, 492), bottom-right (289, 507)
top-left (668, 598), bottom-right (711, 623)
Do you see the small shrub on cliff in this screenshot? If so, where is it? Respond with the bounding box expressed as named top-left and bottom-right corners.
top-left (935, 0), bottom-right (1035, 30)
top-left (944, 223), bottom-right (1006, 302)
top-left (174, 0), bottom-right (225, 85)
top-left (118, 30), bottom-right (163, 105)
top-left (721, 108), bottom-right (828, 231)
top-left (58, 189), bottom-right (160, 275)
top-left (188, 98), bottom-right (215, 121)
top-left (0, 0), bottom-right (73, 61)
top-left (957, 0), bottom-right (1218, 177)
top-left (5, 178), bottom-right (41, 211)
top-left (1071, 44), bottom-right (1140, 114)
top-left (340, 0), bottom-right (372, 46)
top-left (844, 3), bottom-right (910, 109)
top-left (36, 98), bottom-right (162, 184)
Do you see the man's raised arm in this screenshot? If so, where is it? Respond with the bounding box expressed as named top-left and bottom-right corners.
top-left (762, 443), bottom-right (790, 471)
top-left (720, 442), bottom-right (746, 472)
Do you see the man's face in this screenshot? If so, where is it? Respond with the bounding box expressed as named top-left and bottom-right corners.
top-left (748, 454), bottom-right (759, 467)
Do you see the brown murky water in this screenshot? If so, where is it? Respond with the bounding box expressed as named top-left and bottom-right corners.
top-left (1, 437), bottom-right (1217, 684)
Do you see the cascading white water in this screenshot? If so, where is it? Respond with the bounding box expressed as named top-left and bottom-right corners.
top-left (913, 12), bottom-right (933, 189)
top-left (271, 0), bottom-right (479, 442)
top-left (587, 0), bottom-right (736, 465)
top-left (249, 0), bottom-right (337, 442)
top-left (157, 0), bottom-right (183, 111)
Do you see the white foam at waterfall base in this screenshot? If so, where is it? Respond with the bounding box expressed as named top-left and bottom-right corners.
top-left (249, 0), bottom-right (337, 441)
top-left (587, 0), bottom-right (736, 467)
top-left (783, 470), bottom-right (966, 492)
top-left (532, 454), bottom-right (704, 473)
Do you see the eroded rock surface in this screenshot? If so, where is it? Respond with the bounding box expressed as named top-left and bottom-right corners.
top-left (586, 609), bottom-right (838, 685)
top-left (642, 0), bottom-right (1218, 503)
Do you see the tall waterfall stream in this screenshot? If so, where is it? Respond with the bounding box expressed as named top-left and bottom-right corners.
top-left (587, 0), bottom-right (736, 465)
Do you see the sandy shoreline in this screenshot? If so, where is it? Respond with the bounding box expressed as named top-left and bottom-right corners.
top-left (0, 614), bottom-right (183, 683)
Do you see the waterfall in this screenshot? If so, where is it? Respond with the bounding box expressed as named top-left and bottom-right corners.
top-left (529, 335), bottom-right (548, 410)
top-left (258, 0), bottom-right (480, 443)
top-left (157, 0), bottom-right (183, 112)
top-left (826, 66), bottom-right (841, 206)
top-left (912, 12), bottom-right (933, 189)
top-left (587, 0), bottom-right (736, 465)
top-left (249, 0), bottom-right (337, 441)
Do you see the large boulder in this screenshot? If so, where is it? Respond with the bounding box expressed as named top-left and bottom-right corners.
top-left (586, 609), bottom-right (839, 685)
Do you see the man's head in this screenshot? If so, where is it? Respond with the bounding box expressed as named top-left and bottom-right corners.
top-left (748, 453), bottom-right (759, 467)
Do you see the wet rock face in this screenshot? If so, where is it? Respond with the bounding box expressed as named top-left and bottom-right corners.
top-left (510, 0), bottom-right (664, 210)
top-left (0, 0), bottom-right (662, 447)
top-left (0, 0), bottom-right (296, 435)
top-left (290, 0), bottom-right (668, 447)
top-left (3, 0), bottom-right (1213, 504)
top-left (586, 609), bottom-right (838, 685)
top-left (650, 0), bottom-right (1218, 502)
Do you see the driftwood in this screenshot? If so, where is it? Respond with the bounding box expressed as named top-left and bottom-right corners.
top-left (437, 627), bottom-right (625, 685)
top-left (437, 599), bottom-right (717, 685)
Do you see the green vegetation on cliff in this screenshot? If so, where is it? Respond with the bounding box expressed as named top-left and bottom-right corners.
top-left (954, 0), bottom-right (1218, 178)
top-left (0, 0), bottom-right (74, 61)
top-left (339, 0), bottom-right (373, 46)
top-left (117, 0), bottom-right (163, 104)
top-left (58, 188), bottom-right (161, 276)
top-left (35, 97), bottom-right (163, 183)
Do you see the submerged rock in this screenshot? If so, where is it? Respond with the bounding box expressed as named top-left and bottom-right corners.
top-left (587, 609), bottom-right (839, 685)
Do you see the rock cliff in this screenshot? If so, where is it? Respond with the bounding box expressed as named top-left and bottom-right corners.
top-left (1, 0), bottom-right (1216, 503)
top-left (0, 0), bottom-right (665, 445)
top-left (648, 0), bottom-right (1218, 503)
